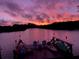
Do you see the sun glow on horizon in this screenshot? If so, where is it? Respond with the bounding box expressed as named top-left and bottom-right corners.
top-left (0, 0), bottom-right (79, 26)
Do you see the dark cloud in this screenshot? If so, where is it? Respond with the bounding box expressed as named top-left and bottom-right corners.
top-left (4, 10), bottom-right (17, 16)
top-left (33, 0), bottom-right (79, 11)
top-left (40, 13), bottom-right (49, 18)
top-left (22, 14), bottom-right (32, 19)
top-left (36, 13), bottom-right (49, 20)
top-left (36, 15), bottom-right (43, 20)
top-left (0, 1), bottom-right (24, 17)
top-left (77, 5), bottom-right (79, 12)
top-left (34, 0), bottom-right (57, 9)
top-left (72, 0), bottom-right (79, 3)
top-left (5, 2), bottom-right (23, 13)
top-left (0, 0), bottom-right (78, 23)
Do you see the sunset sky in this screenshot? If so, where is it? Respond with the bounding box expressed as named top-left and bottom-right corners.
top-left (0, 0), bottom-right (79, 26)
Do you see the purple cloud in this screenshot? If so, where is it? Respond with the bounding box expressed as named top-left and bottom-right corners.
top-left (5, 2), bottom-right (22, 12)
top-left (0, 0), bottom-right (79, 26)
top-left (0, 1), bottom-right (24, 17)
top-left (4, 10), bottom-right (17, 17)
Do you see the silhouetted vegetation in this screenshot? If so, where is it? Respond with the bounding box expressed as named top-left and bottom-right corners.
top-left (0, 24), bottom-right (28, 33)
top-left (0, 23), bottom-right (37, 33)
top-left (0, 21), bottom-right (79, 33)
top-left (38, 21), bottom-right (79, 30)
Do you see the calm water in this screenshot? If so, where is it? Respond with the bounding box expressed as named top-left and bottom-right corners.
top-left (0, 28), bottom-right (79, 59)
